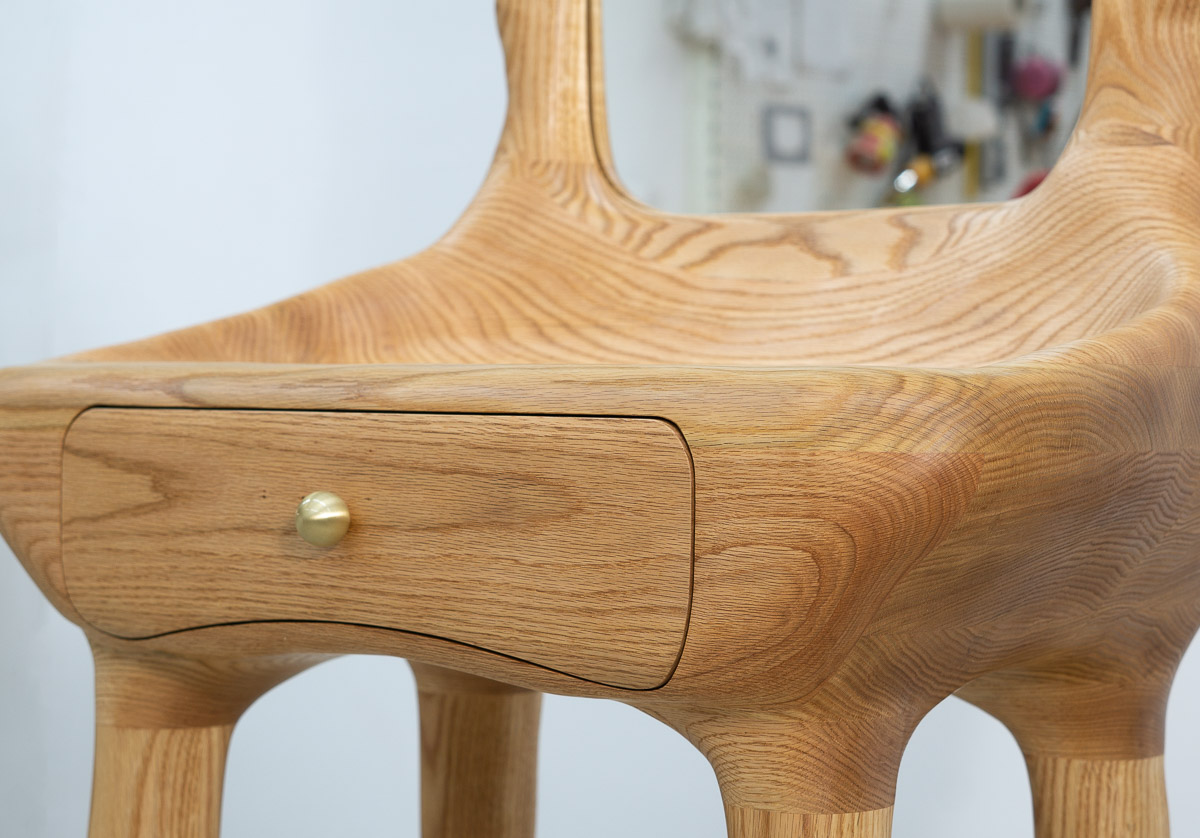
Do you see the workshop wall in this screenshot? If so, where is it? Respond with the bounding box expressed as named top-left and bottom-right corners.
top-left (606, 0), bottom-right (1088, 212)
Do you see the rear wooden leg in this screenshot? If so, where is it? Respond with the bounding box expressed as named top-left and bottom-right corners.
top-left (88, 641), bottom-right (319, 838)
top-left (411, 662), bottom-right (541, 838)
top-left (650, 705), bottom-right (909, 838)
top-left (722, 806), bottom-right (893, 838)
top-left (1025, 755), bottom-right (1168, 838)
top-left (959, 643), bottom-right (1179, 838)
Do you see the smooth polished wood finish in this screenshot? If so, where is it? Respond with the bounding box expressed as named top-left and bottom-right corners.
top-left (88, 643), bottom-right (323, 838)
top-left (1026, 757), bottom-right (1169, 838)
top-left (2, 0), bottom-right (1200, 836)
top-left (723, 807), bottom-right (893, 838)
top-left (0, 404), bottom-right (85, 623)
top-left (412, 663), bottom-right (541, 838)
top-left (957, 633), bottom-right (1182, 838)
top-left (62, 408), bottom-right (693, 688)
top-left (64, 9), bottom-right (1183, 372)
top-left (90, 725), bottom-right (232, 838)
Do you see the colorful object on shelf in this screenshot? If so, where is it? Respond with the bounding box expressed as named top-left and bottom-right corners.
top-left (846, 96), bottom-right (903, 175)
top-left (909, 82), bottom-right (951, 156)
top-left (1012, 167), bottom-right (1051, 198)
top-left (893, 146), bottom-right (964, 196)
top-left (1012, 55), bottom-right (1063, 101)
top-left (885, 83), bottom-right (965, 204)
top-left (1032, 100), bottom-right (1059, 137)
top-left (894, 155), bottom-right (937, 194)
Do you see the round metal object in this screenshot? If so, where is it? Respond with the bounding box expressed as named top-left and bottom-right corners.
top-left (295, 491), bottom-right (351, 548)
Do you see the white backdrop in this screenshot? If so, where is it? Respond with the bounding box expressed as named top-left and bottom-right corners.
top-left (1, 3), bottom-right (1197, 836)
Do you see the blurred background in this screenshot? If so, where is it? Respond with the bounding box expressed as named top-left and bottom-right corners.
top-left (610, 0), bottom-right (1085, 213)
top-left (0, 2), bottom-right (1195, 837)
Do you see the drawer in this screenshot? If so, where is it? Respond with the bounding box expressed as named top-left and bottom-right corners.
top-left (62, 409), bottom-right (694, 689)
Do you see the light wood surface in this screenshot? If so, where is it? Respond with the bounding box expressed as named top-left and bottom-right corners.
top-left (62, 408), bottom-right (693, 689)
top-left (723, 807), bottom-right (894, 838)
top-left (1025, 756), bottom-right (1169, 838)
top-left (1, 0), bottom-right (1199, 835)
top-left (88, 643), bottom-right (323, 838)
top-left (63, 0), bottom-right (1190, 372)
top-left (0, 405), bottom-right (85, 623)
top-left (412, 663), bottom-right (540, 838)
top-left (957, 634), bottom-right (1183, 837)
top-left (90, 725), bottom-right (232, 838)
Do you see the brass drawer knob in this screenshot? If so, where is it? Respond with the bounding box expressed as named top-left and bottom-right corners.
top-left (295, 491), bottom-right (351, 548)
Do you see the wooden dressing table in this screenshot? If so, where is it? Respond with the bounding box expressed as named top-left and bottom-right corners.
top-left (3, 1), bottom-right (1200, 835)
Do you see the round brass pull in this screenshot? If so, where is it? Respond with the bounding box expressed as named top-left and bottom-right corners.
top-left (295, 491), bottom-right (351, 548)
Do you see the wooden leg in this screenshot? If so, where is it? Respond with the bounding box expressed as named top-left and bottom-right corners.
top-left (90, 725), bottom-right (233, 838)
top-left (649, 705), bottom-right (911, 838)
top-left (1026, 755), bottom-right (1168, 838)
top-left (411, 662), bottom-right (541, 838)
top-left (88, 642), bottom-right (319, 838)
top-left (723, 806), bottom-right (893, 838)
top-left (960, 644), bottom-right (1178, 838)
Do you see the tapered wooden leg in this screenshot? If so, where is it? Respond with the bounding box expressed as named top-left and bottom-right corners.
top-left (723, 806), bottom-right (893, 838)
top-left (648, 705), bottom-right (911, 838)
top-left (88, 642), bottom-right (319, 838)
top-left (1026, 755), bottom-right (1168, 838)
top-left (411, 662), bottom-right (541, 838)
top-left (959, 643), bottom-right (1179, 838)
top-left (90, 725), bottom-right (233, 838)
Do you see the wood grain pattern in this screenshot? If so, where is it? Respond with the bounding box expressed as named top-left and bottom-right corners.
top-left (412, 663), bottom-right (540, 838)
top-left (0, 405), bottom-right (85, 622)
top-left (2, 0), bottom-right (1200, 835)
top-left (957, 631), bottom-right (1185, 837)
top-left (61, 1), bottom-right (1190, 372)
top-left (62, 408), bottom-right (693, 689)
top-left (90, 725), bottom-right (232, 838)
top-left (723, 807), bottom-right (893, 838)
top-left (1026, 756), bottom-right (1169, 838)
top-left (88, 643), bottom-right (322, 838)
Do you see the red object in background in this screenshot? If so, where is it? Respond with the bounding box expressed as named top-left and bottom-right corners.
top-left (1013, 168), bottom-right (1051, 198)
top-left (846, 112), bottom-right (903, 174)
top-left (1012, 56), bottom-right (1063, 101)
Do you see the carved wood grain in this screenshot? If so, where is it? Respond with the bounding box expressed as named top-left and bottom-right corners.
top-left (1, 0), bottom-right (1199, 835)
top-left (63, 1), bottom-right (1199, 372)
top-left (723, 807), bottom-right (894, 838)
top-left (1025, 757), bottom-right (1169, 838)
top-left (63, 408), bottom-right (694, 689)
top-left (87, 643), bottom-right (322, 838)
top-left (411, 663), bottom-right (541, 838)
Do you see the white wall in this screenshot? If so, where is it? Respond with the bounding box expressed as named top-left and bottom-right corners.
top-left (1, 3), bottom-right (1197, 836)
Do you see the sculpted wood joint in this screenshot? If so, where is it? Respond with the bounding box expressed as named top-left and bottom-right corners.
top-left (2, 0), bottom-right (1199, 836)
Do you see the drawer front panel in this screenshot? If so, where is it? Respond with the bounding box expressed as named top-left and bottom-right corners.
top-left (62, 409), bottom-right (694, 689)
